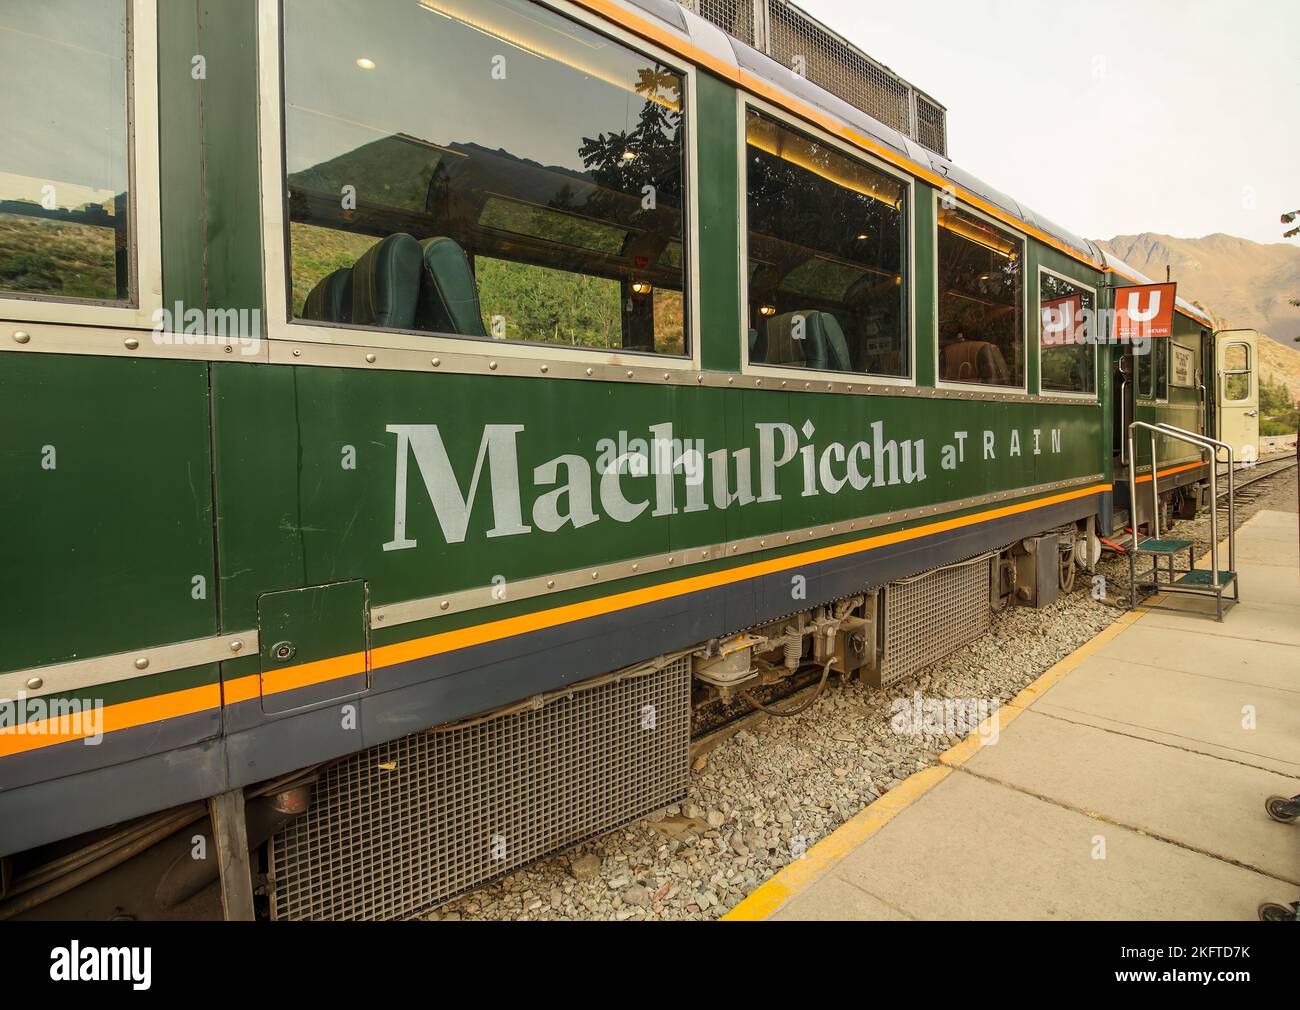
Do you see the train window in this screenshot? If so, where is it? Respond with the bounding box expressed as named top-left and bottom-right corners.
top-left (743, 110), bottom-right (907, 377)
top-left (1136, 341), bottom-right (1153, 398)
top-left (1224, 342), bottom-right (1251, 401)
top-left (0, 1), bottom-right (131, 303)
top-left (1038, 272), bottom-right (1096, 396)
top-left (937, 206), bottom-right (1025, 388)
top-left (1136, 339), bottom-right (1168, 399)
top-left (281, 0), bottom-right (689, 356)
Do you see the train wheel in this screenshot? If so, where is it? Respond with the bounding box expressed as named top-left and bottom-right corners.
top-left (1265, 795), bottom-right (1299, 824)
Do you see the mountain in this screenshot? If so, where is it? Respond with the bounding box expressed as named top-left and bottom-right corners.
top-left (1098, 232), bottom-right (1300, 402)
top-left (1097, 233), bottom-right (1300, 344)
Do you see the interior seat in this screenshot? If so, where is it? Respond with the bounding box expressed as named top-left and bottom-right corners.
top-left (301, 267), bottom-right (352, 324)
top-left (416, 237), bottom-right (488, 337)
top-left (765, 310), bottom-right (853, 372)
top-left (349, 233), bottom-right (422, 329)
top-left (940, 337), bottom-right (1011, 385)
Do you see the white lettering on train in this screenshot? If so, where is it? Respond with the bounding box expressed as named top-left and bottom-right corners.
top-left (382, 422), bottom-right (1061, 549)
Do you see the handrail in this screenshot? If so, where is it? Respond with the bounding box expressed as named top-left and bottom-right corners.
top-left (1155, 423), bottom-right (1236, 575)
top-left (1128, 421), bottom-right (1233, 592)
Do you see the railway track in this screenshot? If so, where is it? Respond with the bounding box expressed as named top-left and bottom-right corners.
top-left (1216, 453), bottom-right (1298, 503)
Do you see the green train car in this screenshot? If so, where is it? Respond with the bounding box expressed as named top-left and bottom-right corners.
top-left (0, 0), bottom-right (1256, 920)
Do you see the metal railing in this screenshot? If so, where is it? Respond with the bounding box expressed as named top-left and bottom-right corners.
top-left (681, 0), bottom-right (948, 156)
top-left (1127, 421), bottom-right (1235, 591)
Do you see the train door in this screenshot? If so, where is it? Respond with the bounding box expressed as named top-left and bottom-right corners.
top-left (1215, 329), bottom-right (1259, 463)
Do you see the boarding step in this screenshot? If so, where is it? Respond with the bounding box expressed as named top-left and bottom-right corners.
top-left (1134, 538), bottom-right (1194, 555)
top-left (1172, 569), bottom-right (1237, 589)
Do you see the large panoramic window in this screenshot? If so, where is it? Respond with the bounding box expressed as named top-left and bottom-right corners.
top-left (1038, 272), bottom-right (1096, 396)
top-left (937, 206), bottom-right (1024, 387)
top-left (744, 110), bottom-right (907, 377)
top-left (282, 0), bottom-right (689, 356)
top-left (0, 1), bottom-right (131, 303)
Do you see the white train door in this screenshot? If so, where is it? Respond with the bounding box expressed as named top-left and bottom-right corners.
top-left (1215, 329), bottom-right (1260, 464)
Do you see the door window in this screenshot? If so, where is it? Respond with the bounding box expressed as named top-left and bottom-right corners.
top-left (1224, 342), bottom-right (1251, 401)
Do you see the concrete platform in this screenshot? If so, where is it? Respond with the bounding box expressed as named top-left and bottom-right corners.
top-left (726, 509), bottom-right (1300, 921)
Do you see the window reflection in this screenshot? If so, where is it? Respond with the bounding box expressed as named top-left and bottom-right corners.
top-left (744, 110), bottom-right (907, 377)
top-left (937, 206), bottom-right (1024, 387)
top-left (1039, 273), bottom-right (1096, 395)
top-left (283, 0), bottom-right (689, 356)
top-left (0, 1), bottom-right (131, 303)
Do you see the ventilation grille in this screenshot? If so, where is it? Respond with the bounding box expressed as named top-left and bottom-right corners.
top-left (268, 657), bottom-right (692, 921)
top-left (696, 0), bottom-right (754, 39)
top-left (766, 2), bottom-right (911, 136)
top-left (682, 0), bottom-right (948, 156)
top-left (880, 557), bottom-right (992, 688)
top-left (915, 95), bottom-right (947, 157)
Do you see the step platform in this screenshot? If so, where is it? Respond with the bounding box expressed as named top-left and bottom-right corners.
top-left (1133, 538), bottom-right (1194, 555)
top-left (1128, 536), bottom-right (1238, 622)
top-left (1174, 569), bottom-right (1237, 589)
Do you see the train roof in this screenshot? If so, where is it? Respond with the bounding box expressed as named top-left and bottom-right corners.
top-left (613, 0), bottom-right (1215, 329)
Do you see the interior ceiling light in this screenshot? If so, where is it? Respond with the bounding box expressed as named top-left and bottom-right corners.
top-left (355, 57), bottom-right (376, 70)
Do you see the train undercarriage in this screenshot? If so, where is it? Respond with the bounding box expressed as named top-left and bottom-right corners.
top-left (2, 516), bottom-right (1104, 923)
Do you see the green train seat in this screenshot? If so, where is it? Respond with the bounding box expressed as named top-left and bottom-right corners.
top-left (764, 311), bottom-right (853, 372)
top-left (416, 237), bottom-right (488, 337)
top-left (349, 233), bottom-right (423, 329)
top-left (301, 267), bottom-right (352, 324)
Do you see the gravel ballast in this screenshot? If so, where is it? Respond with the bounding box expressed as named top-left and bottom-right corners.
top-left (429, 467), bottom-right (1297, 922)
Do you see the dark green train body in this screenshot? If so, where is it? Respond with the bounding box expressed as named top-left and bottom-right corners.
top-left (0, 0), bottom-right (1258, 919)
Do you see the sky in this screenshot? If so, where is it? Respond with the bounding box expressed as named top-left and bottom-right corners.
top-left (796, 0), bottom-right (1299, 246)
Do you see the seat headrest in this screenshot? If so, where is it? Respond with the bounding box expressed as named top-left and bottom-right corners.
top-left (350, 233), bottom-right (422, 330)
top-left (302, 268), bottom-right (352, 324)
top-left (417, 237), bottom-right (487, 338)
top-left (941, 339), bottom-right (1011, 385)
top-left (765, 311), bottom-right (853, 372)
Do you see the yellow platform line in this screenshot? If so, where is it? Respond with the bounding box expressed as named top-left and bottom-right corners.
top-left (721, 605), bottom-right (1150, 921)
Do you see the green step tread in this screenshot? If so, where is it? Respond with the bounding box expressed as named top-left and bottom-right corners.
top-left (1174, 569), bottom-right (1236, 588)
top-left (1135, 539), bottom-right (1194, 554)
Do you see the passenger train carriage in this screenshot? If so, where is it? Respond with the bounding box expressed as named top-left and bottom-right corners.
top-left (0, 0), bottom-right (1260, 920)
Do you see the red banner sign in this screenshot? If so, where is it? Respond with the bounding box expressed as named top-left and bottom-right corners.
top-left (1041, 294), bottom-right (1086, 347)
top-left (1113, 282), bottom-right (1177, 341)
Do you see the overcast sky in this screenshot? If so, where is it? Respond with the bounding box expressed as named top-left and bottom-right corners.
top-left (796, 0), bottom-right (1298, 246)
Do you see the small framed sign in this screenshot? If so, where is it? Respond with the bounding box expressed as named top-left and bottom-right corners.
top-left (1172, 344), bottom-right (1196, 387)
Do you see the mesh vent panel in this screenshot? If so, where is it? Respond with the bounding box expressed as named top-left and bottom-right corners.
top-left (269, 658), bottom-right (691, 920)
top-left (682, 0), bottom-right (948, 155)
top-left (881, 558), bottom-right (991, 688)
